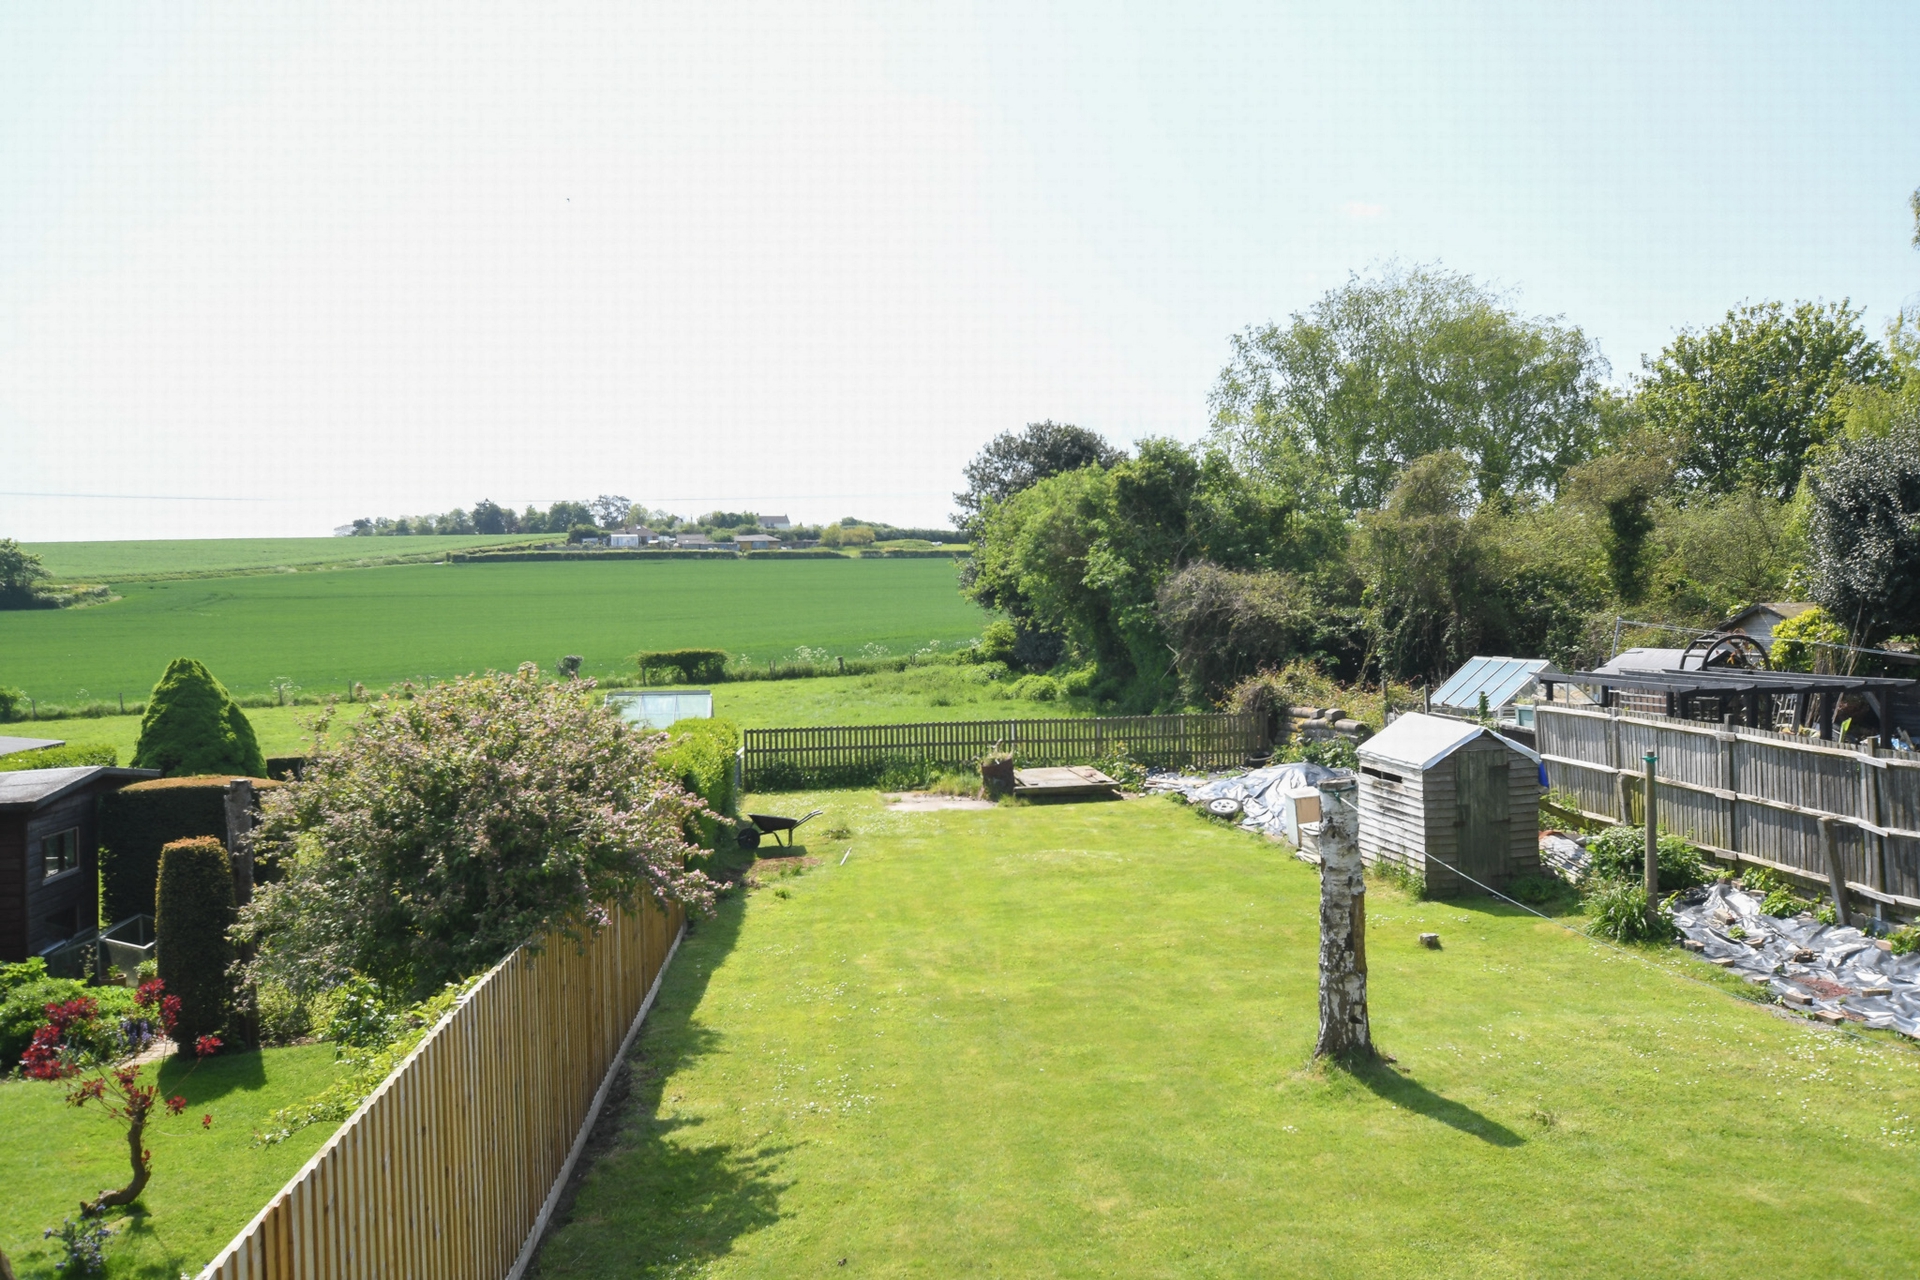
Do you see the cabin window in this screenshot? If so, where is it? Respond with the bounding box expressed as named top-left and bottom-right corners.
top-left (1361, 766), bottom-right (1404, 785)
top-left (41, 828), bottom-right (79, 879)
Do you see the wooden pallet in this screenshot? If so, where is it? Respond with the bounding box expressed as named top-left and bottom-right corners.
top-left (1013, 765), bottom-right (1121, 798)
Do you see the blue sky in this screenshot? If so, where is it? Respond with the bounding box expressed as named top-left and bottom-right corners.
top-left (2, 2), bottom-right (1917, 539)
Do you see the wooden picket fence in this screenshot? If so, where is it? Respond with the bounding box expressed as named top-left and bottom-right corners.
top-left (1536, 703), bottom-right (1920, 912)
top-left (199, 893), bottom-right (685, 1280)
top-left (740, 712), bottom-right (1268, 789)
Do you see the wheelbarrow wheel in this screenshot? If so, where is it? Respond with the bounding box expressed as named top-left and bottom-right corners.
top-left (736, 826), bottom-right (761, 851)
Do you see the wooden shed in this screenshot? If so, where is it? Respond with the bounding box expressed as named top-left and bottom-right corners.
top-left (0, 766), bottom-right (158, 965)
top-left (1356, 713), bottom-right (1542, 895)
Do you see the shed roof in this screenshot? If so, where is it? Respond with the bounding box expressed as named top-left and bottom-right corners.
top-left (0, 735), bottom-right (65, 758)
top-left (1431, 656), bottom-right (1558, 710)
top-left (0, 766), bottom-right (160, 812)
top-left (1359, 712), bottom-right (1540, 774)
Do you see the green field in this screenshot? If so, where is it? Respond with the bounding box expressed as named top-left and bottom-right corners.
top-left (534, 792), bottom-right (1920, 1278)
top-left (19, 667), bottom-right (1087, 765)
top-left (0, 559), bottom-right (986, 701)
top-left (20, 535), bottom-right (549, 582)
top-left (1, 1045), bottom-right (346, 1277)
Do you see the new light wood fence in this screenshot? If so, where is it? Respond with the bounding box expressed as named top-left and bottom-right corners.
top-left (740, 712), bottom-right (1268, 789)
top-left (199, 893), bottom-right (685, 1280)
top-left (1536, 703), bottom-right (1920, 913)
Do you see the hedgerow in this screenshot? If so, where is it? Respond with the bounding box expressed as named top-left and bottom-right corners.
top-left (156, 835), bottom-right (237, 1047)
top-left (656, 718), bottom-right (740, 848)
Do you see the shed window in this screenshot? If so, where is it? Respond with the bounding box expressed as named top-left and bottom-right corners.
top-left (41, 828), bottom-right (79, 879)
top-left (1361, 766), bottom-right (1405, 785)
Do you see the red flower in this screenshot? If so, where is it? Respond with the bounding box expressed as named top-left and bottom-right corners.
top-left (135, 978), bottom-right (166, 1008)
top-left (22, 1024), bottom-right (76, 1080)
top-left (194, 1034), bottom-right (223, 1058)
top-left (201, 1113), bottom-right (214, 1129)
top-left (166, 1095), bottom-right (187, 1116)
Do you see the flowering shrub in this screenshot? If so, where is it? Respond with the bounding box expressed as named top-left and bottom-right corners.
top-left (42, 1215), bottom-right (113, 1274)
top-left (239, 665), bottom-right (715, 1002)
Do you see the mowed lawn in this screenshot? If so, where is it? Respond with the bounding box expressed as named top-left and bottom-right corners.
top-left (535, 793), bottom-right (1920, 1279)
top-left (0, 1045), bottom-right (347, 1277)
top-left (0, 559), bottom-right (985, 700)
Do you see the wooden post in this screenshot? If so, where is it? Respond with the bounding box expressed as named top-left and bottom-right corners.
top-left (1643, 751), bottom-right (1660, 924)
top-left (1818, 816), bottom-right (1849, 926)
top-left (1313, 779), bottom-right (1372, 1060)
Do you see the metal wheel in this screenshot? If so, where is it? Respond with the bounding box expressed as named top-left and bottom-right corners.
top-left (735, 826), bottom-right (761, 850)
top-left (1681, 630), bottom-right (1770, 671)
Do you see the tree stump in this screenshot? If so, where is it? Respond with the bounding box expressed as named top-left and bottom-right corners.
top-left (1314, 778), bottom-right (1373, 1060)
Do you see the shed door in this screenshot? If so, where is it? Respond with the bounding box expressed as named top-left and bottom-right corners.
top-left (1453, 750), bottom-right (1509, 886)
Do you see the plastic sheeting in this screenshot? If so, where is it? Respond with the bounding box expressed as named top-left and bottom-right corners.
top-left (1143, 762), bottom-right (1347, 839)
top-left (1670, 883), bottom-right (1920, 1037)
top-left (1539, 832), bottom-right (1591, 881)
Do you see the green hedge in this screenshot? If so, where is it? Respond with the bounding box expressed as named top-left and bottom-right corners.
top-left (448, 549), bottom-right (739, 563)
top-left (634, 649), bottom-right (730, 683)
top-left (655, 718), bottom-right (739, 849)
top-left (99, 777), bottom-right (235, 923)
top-left (0, 743), bottom-right (117, 772)
top-left (739, 549), bottom-right (850, 559)
top-left (156, 836), bottom-right (235, 1047)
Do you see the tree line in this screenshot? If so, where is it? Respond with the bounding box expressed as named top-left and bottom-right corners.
top-left (343, 497), bottom-right (958, 544)
top-left (960, 258), bottom-right (1920, 711)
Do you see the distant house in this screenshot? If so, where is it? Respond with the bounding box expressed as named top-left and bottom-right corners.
top-left (734, 533), bottom-right (780, 551)
top-left (608, 533), bottom-right (642, 549)
top-left (1724, 602), bottom-right (1815, 648)
top-left (758, 515), bottom-right (792, 530)
top-left (676, 534), bottom-right (715, 549)
top-left (1, 766), bottom-right (158, 964)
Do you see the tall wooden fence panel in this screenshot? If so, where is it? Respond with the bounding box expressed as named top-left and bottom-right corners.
top-left (1536, 703), bottom-right (1920, 912)
top-left (740, 712), bottom-right (1267, 788)
top-left (199, 893), bottom-right (686, 1280)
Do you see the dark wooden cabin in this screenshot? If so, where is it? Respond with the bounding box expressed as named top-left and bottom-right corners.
top-left (0, 766), bottom-right (158, 964)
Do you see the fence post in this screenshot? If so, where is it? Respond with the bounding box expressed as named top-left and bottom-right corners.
top-left (1818, 816), bottom-right (1850, 926)
top-left (1643, 751), bottom-right (1659, 925)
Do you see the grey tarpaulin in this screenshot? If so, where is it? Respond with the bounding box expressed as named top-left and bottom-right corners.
top-left (1142, 762), bottom-right (1347, 839)
top-left (1671, 883), bottom-right (1920, 1037)
top-left (1538, 833), bottom-right (1591, 882)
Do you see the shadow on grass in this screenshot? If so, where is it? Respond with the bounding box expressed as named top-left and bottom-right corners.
top-left (530, 871), bottom-right (788, 1279)
top-left (1339, 1055), bottom-right (1525, 1148)
top-left (156, 1045), bottom-right (267, 1103)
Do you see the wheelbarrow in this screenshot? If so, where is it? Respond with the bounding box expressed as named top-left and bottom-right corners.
top-left (736, 808), bottom-right (824, 850)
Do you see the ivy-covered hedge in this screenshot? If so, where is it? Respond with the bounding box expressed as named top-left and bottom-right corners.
top-left (156, 835), bottom-right (235, 1047)
top-left (0, 743), bottom-right (117, 772)
top-left (99, 775), bottom-right (280, 923)
top-left (656, 718), bottom-right (739, 848)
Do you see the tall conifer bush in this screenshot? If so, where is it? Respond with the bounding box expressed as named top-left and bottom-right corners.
top-left (132, 657), bottom-right (267, 777)
top-left (155, 835), bottom-right (236, 1047)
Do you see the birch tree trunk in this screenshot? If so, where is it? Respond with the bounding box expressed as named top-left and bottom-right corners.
top-left (1314, 779), bottom-right (1373, 1060)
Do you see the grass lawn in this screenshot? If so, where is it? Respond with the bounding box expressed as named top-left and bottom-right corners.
top-left (0, 559), bottom-right (984, 701)
top-left (16, 667), bottom-right (1085, 765)
top-left (534, 792), bottom-right (1920, 1278)
top-left (18, 535), bottom-right (549, 582)
top-left (1, 1044), bottom-right (348, 1278)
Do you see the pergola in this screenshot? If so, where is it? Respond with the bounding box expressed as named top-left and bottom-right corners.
top-left (1538, 668), bottom-right (1915, 745)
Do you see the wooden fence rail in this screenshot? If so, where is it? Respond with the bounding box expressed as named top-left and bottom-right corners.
top-left (1536, 703), bottom-right (1920, 914)
top-left (740, 712), bottom-right (1268, 789)
top-left (198, 893), bottom-right (686, 1280)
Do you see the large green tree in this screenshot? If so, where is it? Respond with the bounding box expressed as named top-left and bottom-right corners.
top-left (1209, 264), bottom-right (1610, 510)
top-left (1807, 423), bottom-right (1920, 642)
top-left (0, 538), bottom-right (50, 609)
top-left (953, 420), bottom-right (1122, 537)
top-left (967, 439), bottom-right (1337, 706)
top-left (1638, 299), bottom-right (1892, 499)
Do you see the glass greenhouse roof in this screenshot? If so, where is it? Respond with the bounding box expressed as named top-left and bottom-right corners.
top-left (1431, 656), bottom-right (1555, 711)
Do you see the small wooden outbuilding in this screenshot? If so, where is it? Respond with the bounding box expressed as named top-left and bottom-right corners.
top-left (1356, 713), bottom-right (1542, 896)
top-left (0, 766), bottom-right (158, 964)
